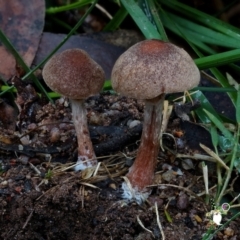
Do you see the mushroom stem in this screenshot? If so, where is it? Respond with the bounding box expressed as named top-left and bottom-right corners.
top-left (123, 94), bottom-right (165, 202)
top-left (71, 99), bottom-right (97, 171)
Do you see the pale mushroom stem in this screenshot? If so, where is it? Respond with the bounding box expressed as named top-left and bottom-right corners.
top-left (123, 94), bottom-right (165, 202)
top-left (71, 99), bottom-right (98, 171)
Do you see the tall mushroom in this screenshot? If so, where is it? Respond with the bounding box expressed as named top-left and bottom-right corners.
top-left (42, 49), bottom-right (105, 170)
top-left (111, 39), bottom-right (200, 203)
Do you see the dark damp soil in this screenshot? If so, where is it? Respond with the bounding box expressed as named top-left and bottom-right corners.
top-left (0, 85), bottom-right (239, 240)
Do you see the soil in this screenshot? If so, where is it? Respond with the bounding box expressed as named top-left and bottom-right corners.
top-left (0, 77), bottom-right (240, 240)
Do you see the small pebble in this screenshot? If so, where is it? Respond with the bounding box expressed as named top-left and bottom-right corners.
top-left (162, 163), bottom-right (183, 175)
top-left (16, 207), bottom-right (25, 217)
top-left (127, 120), bottom-right (141, 129)
top-left (0, 180), bottom-right (8, 186)
top-left (177, 192), bottom-right (189, 209)
top-left (50, 127), bottom-right (60, 143)
top-left (194, 215), bottom-right (202, 223)
top-left (26, 174), bottom-right (31, 179)
top-left (110, 102), bottom-right (122, 110)
top-left (18, 155), bottom-right (29, 164)
top-left (89, 112), bottom-right (104, 125)
top-left (109, 183), bottom-right (117, 190)
top-left (147, 196), bottom-right (163, 207)
top-left (18, 145), bottom-right (24, 151)
top-left (224, 227), bottom-right (234, 236)
top-left (181, 159), bottom-right (194, 170)
top-left (176, 138), bottom-right (185, 149)
top-left (27, 123), bottom-right (37, 130)
top-left (175, 213), bottom-right (182, 219)
top-left (153, 173), bottom-right (162, 184)
top-left (162, 163), bottom-right (172, 171)
top-left (56, 97), bottom-right (65, 105)
top-left (20, 135), bottom-right (30, 145)
top-left (162, 170), bottom-right (176, 182)
top-left (64, 100), bottom-right (69, 107)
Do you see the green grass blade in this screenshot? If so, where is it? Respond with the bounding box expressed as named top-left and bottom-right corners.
top-left (0, 85), bottom-right (61, 98)
top-left (190, 91), bottom-right (221, 123)
top-left (157, 8), bottom-right (238, 108)
top-left (0, 29), bottom-right (52, 102)
top-left (142, 0), bottom-right (168, 41)
top-left (121, 0), bottom-right (161, 39)
top-left (159, 0), bottom-right (240, 40)
top-left (210, 124), bottom-right (219, 150)
top-left (194, 49), bottom-right (240, 70)
top-left (191, 40), bottom-right (238, 108)
top-left (46, 0), bottom-right (94, 14)
top-left (0, 86), bottom-right (15, 97)
top-left (209, 68), bottom-right (237, 107)
top-left (50, 17), bottom-right (78, 33)
top-left (162, 11), bottom-right (240, 49)
top-left (159, 12), bottom-right (220, 54)
top-left (1, 85), bottom-right (16, 93)
top-left (203, 109), bottom-right (233, 140)
top-left (236, 90), bottom-right (240, 123)
top-left (164, 12), bottom-right (240, 49)
top-left (104, 6), bottom-right (128, 31)
top-left (164, 208), bottom-right (173, 223)
top-left (0, 30), bottom-right (29, 75)
top-left (103, 80), bottom-right (112, 90)
top-left (159, 10), bottom-right (238, 106)
top-left (193, 87), bottom-right (237, 93)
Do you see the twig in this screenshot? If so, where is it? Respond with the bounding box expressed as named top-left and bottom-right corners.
top-left (216, 127), bottom-right (240, 205)
top-left (136, 215), bottom-right (155, 238)
top-left (95, 3), bottom-right (113, 19)
top-left (29, 162), bottom-right (42, 176)
top-left (93, 162), bottom-right (101, 177)
top-left (230, 193), bottom-right (240, 206)
top-left (22, 209), bottom-right (34, 229)
top-left (80, 185), bottom-right (84, 209)
top-left (229, 203), bottom-right (240, 208)
top-left (197, 185), bottom-right (217, 197)
top-left (176, 153), bottom-right (216, 163)
top-left (101, 162), bottom-right (113, 180)
top-left (200, 143), bottom-right (229, 171)
top-left (155, 202), bottom-right (165, 240)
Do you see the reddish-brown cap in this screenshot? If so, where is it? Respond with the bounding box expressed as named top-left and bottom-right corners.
top-left (111, 40), bottom-right (200, 100)
top-left (42, 49), bottom-right (105, 99)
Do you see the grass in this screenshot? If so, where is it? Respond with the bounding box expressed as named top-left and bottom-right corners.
top-left (1, 0), bottom-right (240, 238)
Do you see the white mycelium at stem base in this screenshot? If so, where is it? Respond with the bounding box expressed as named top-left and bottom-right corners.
top-left (122, 94), bottom-right (165, 203)
top-left (71, 99), bottom-right (97, 170)
top-left (42, 48), bottom-right (105, 170)
top-left (111, 39), bottom-right (200, 203)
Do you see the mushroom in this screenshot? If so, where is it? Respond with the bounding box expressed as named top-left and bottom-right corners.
top-left (111, 39), bottom-right (200, 203)
top-left (42, 49), bottom-right (105, 170)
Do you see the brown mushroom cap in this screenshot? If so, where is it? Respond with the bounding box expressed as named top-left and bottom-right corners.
top-left (111, 40), bottom-right (200, 100)
top-left (42, 49), bottom-right (105, 99)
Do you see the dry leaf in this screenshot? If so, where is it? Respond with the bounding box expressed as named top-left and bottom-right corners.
top-left (0, 0), bottom-right (45, 79)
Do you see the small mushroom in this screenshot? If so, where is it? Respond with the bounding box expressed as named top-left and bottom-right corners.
top-left (42, 49), bottom-right (105, 170)
top-left (111, 39), bottom-right (200, 203)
